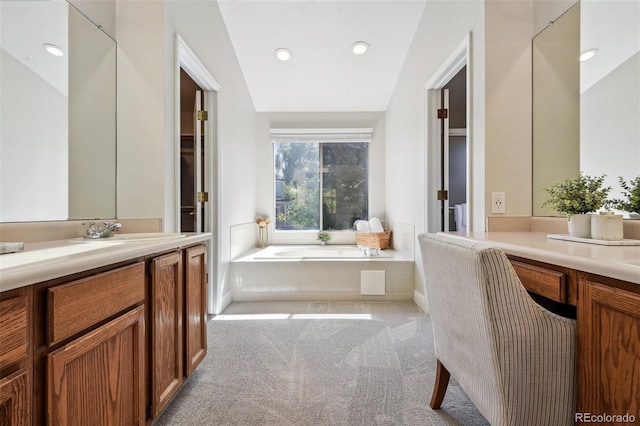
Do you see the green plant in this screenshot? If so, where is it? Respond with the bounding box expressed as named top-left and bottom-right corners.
top-left (317, 232), bottom-right (330, 242)
top-left (542, 172), bottom-right (612, 215)
top-left (611, 176), bottom-right (640, 214)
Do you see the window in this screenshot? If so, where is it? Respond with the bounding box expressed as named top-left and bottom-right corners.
top-left (272, 129), bottom-right (371, 231)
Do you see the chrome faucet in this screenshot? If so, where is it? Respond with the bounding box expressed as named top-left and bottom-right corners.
top-left (358, 245), bottom-right (381, 256)
top-left (83, 220), bottom-right (122, 239)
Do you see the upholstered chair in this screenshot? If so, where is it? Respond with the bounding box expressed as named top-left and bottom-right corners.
top-left (418, 233), bottom-right (576, 425)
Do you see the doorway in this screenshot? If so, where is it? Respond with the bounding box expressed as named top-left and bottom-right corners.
top-left (176, 35), bottom-right (221, 314)
top-left (180, 69), bottom-right (204, 233)
top-left (442, 67), bottom-right (467, 232)
top-left (425, 34), bottom-right (471, 233)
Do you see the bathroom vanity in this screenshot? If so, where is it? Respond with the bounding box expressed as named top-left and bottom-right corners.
top-left (446, 231), bottom-right (640, 422)
top-left (0, 233), bottom-right (210, 425)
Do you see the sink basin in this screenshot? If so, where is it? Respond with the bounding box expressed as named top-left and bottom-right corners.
top-left (73, 233), bottom-right (186, 243)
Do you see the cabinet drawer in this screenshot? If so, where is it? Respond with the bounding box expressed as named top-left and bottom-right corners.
top-left (510, 260), bottom-right (567, 302)
top-left (47, 262), bottom-right (145, 346)
top-left (0, 294), bottom-right (29, 368)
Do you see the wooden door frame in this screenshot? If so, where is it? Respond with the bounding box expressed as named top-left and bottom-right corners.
top-left (175, 35), bottom-right (222, 315)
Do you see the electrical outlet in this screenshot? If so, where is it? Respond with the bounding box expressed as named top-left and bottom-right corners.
top-left (491, 192), bottom-right (506, 214)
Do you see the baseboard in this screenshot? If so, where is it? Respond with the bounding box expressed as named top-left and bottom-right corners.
top-left (413, 290), bottom-right (428, 313)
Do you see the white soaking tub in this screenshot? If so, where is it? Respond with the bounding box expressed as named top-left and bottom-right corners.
top-left (230, 245), bottom-right (413, 302)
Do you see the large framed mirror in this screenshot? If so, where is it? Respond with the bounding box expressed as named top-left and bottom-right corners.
top-left (532, 0), bottom-right (640, 217)
top-left (0, 1), bottom-right (116, 222)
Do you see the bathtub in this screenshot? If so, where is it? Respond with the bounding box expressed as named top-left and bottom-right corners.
top-left (230, 245), bottom-right (413, 302)
top-left (252, 245), bottom-right (389, 260)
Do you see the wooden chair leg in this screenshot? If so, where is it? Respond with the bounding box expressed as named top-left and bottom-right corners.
top-left (430, 359), bottom-right (451, 409)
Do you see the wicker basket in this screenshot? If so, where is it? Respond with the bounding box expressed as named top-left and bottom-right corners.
top-left (355, 231), bottom-right (392, 249)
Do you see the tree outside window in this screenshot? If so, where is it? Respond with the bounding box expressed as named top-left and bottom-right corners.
top-left (274, 142), bottom-right (368, 230)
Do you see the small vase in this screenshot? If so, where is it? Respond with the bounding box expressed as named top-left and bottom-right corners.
top-left (591, 214), bottom-right (623, 241)
top-left (257, 226), bottom-right (268, 248)
top-left (567, 213), bottom-right (591, 238)
top-left (320, 240), bottom-right (326, 246)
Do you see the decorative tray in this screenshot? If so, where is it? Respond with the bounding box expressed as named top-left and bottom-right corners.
top-left (547, 234), bottom-right (640, 246)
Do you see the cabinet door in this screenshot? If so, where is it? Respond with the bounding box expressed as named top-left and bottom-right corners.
top-left (150, 252), bottom-right (183, 417)
top-left (47, 305), bottom-right (145, 426)
top-left (184, 245), bottom-right (207, 376)
top-left (0, 369), bottom-right (31, 426)
top-left (578, 279), bottom-right (640, 420)
top-left (0, 293), bottom-right (29, 369)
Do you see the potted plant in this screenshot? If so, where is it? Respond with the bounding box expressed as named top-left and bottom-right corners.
top-left (542, 172), bottom-right (611, 238)
top-left (317, 232), bottom-right (330, 245)
top-left (611, 176), bottom-right (640, 219)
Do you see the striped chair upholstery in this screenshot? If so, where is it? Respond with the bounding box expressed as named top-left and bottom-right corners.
top-left (418, 233), bottom-right (576, 425)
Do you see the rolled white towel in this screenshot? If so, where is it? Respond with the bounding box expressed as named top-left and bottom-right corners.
top-left (355, 220), bottom-right (370, 232)
top-left (460, 203), bottom-right (467, 228)
top-left (454, 204), bottom-right (467, 232)
top-left (369, 217), bottom-right (384, 233)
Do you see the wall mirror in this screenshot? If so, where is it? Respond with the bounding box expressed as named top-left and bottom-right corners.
top-left (532, 0), bottom-right (640, 217)
top-left (1, 0), bottom-right (116, 222)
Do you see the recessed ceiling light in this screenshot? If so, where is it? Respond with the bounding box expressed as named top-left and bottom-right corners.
top-left (352, 41), bottom-right (369, 55)
top-left (43, 43), bottom-right (64, 57)
top-left (580, 48), bottom-right (598, 62)
top-left (275, 48), bottom-right (292, 62)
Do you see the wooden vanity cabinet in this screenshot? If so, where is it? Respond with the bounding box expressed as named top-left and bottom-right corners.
top-left (184, 244), bottom-right (207, 376)
top-left (508, 255), bottom-right (640, 421)
top-left (147, 251), bottom-right (184, 418)
top-left (42, 262), bottom-right (146, 426)
top-left (147, 244), bottom-right (208, 420)
top-left (3, 240), bottom-right (208, 425)
top-left (0, 287), bottom-right (32, 426)
top-left (578, 276), bottom-right (640, 421)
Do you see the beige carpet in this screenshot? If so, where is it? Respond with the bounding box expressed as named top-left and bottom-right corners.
top-left (155, 301), bottom-right (488, 425)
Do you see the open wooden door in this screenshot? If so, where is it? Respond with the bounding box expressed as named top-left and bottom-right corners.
top-left (194, 89), bottom-right (204, 232)
top-left (438, 88), bottom-right (450, 232)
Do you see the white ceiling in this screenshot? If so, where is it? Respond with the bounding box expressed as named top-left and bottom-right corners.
top-left (217, 0), bottom-right (428, 112)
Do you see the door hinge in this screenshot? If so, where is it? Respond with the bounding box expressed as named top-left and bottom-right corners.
top-left (437, 190), bottom-right (448, 201)
top-left (197, 192), bottom-right (209, 203)
top-left (437, 108), bottom-right (448, 119)
top-left (197, 110), bottom-right (208, 121)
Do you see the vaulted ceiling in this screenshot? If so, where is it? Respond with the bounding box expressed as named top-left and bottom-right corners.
top-left (217, 0), bottom-right (428, 112)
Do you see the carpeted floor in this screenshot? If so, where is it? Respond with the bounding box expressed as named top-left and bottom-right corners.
top-left (155, 301), bottom-right (489, 425)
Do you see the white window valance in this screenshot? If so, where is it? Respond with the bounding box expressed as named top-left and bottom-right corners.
top-left (270, 128), bottom-right (373, 144)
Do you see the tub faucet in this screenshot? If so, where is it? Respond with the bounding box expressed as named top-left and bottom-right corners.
top-left (358, 245), bottom-right (381, 256)
top-left (83, 220), bottom-right (122, 239)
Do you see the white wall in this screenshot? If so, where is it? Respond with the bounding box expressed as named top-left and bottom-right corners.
top-left (254, 111), bottom-right (386, 232)
top-left (484, 1), bottom-right (535, 217)
top-left (116, 1), bottom-right (166, 221)
top-left (386, 0), bottom-right (540, 300)
top-left (163, 1), bottom-right (257, 310)
top-left (116, 1), bottom-right (257, 312)
top-left (385, 0), bottom-right (486, 300)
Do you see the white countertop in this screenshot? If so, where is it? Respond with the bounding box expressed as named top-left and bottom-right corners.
top-left (442, 232), bottom-right (640, 285)
top-left (0, 233), bottom-right (212, 292)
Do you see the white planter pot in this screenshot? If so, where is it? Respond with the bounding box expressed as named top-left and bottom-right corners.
top-left (591, 214), bottom-right (624, 241)
top-left (567, 213), bottom-right (592, 238)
